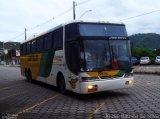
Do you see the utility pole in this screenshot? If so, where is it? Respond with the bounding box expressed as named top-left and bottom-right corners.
top-left (73, 1), bottom-right (76, 20)
top-left (25, 28), bottom-right (27, 40)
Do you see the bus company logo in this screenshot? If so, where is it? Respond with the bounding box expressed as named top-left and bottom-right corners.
top-left (69, 79), bottom-right (78, 89)
top-left (27, 54), bottom-right (38, 61)
top-left (109, 37), bottom-right (127, 40)
top-left (53, 56), bottom-right (63, 63)
top-left (98, 71), bottom-right (109, 76)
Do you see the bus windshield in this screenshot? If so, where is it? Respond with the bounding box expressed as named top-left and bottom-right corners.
top-left (81, 40), bottom-right (131, 71)
top-left (81, 40), bottom-right (111, 71)
top-left (79, 24), bottom-right (127, 36)
top-left (110, 40), bottom-right (132, 70)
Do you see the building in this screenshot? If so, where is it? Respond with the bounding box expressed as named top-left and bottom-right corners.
top-left (0, 41), bottom-right (20, 64)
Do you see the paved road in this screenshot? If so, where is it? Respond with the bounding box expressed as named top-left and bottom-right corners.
top-left (0, 66), bottom-right (160, 119)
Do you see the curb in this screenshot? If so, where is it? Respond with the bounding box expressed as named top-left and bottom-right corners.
top-left (133, 66), bottom-right (160, 75)
top-left (2, 65), bottom-right (20, 67)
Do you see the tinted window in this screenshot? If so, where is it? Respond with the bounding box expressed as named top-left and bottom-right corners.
top-left (65, 23), bottom-right (78, 41)
top-left (65, 41), bottom-right (80, 74)
top-left (26, 42), bottom-right (31, 53)
top-left (79, 24), bottom-right (127, 36)
top-left (31, 40), bottom-right (36, 52)
top-left (53, 28), bottom-right (63, 49)
top-left (110, 40), bottom-right (132, 69)
top-left (37, 37), bottom-right (44, 51)
top-left (82, 40), bottom-right (111, 71)
top-left (44, 35), bottom-right (52, 50)
top-left (20, 44), bottom-right (26, 55)
top-left (53, 33), bottom-right (57, 49)
top-left (141, 57), bottom-right (149, 60)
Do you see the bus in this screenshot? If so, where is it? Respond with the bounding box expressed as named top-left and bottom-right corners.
top-left (20, 20), bottom-right (134, 94)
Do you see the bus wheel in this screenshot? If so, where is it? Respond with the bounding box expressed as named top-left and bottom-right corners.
top-left (27, 69), bottom-right (33, 83)
top-left (57, 75), bottom-right (66, 94)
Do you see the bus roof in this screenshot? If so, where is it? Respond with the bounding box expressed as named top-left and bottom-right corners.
top-left (21, 20), bottom-right (125, 44)
top-left (64, 20), bottom-right (125, 26)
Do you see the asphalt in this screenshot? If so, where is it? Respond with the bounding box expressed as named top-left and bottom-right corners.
top-left (0, 67), bottom-right (160, 119)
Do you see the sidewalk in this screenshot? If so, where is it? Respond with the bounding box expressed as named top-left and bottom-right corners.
top-left (133, 66), bottom-right (160, 74)
top-left (1, 64), bottom-right (20, 67)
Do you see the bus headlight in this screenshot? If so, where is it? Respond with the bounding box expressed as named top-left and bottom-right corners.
top-left (87, 85), bottom-right (98, 92)
top-left (125, 80), bottom-right (134, 85)
top-left (88, 85), bottom-right (94, 89)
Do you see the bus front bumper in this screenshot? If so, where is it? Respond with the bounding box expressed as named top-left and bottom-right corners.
top-left (79, 77), bottom-right (134, 94)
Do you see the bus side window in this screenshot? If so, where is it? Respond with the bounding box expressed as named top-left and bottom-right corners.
top-left (57, 28), bottom-right (63, 49)
top-left (26, 42), bottom-right (31, 53)
top-left (44, 36), bottom-right (48, 50)
top-left (31, 40), bottom-right (36, 52)
top-left (53, 32), bottom-right (57, 49)
top-left (24, 44), bottom-right (27, 54)
top-left (37, 37), bottom-right (44, 51)
top-left (53, 28), bottom-right (63, 50)
top-left (48, 33), bottom-right (52, 49)
top-left (44, 34), bottom-right (52, 50)
top-left (20, 44), bottom-right (26, 55)
top-left (66, 42), bottom-right (80, 75)
top-left (52, 33), bottom-right (55, 49)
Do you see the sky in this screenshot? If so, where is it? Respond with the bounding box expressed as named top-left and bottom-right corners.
top-left (0, 0), bottom-right (160, 42)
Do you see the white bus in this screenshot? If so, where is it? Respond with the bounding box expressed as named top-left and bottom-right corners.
top-left (20, 20), bottom-right (134, 94)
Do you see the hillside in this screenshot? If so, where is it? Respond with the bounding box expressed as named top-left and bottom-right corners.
top-left (129, 33), bottom-right (160, 50)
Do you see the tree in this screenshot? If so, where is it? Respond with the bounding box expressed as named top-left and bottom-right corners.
top-left (153, 48), bottom-right (160, 56)
top-left (132, 47), bottom-right (156, 59)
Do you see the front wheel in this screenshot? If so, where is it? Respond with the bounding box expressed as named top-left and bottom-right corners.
top-left (58, 75), bottom-right (66, 94)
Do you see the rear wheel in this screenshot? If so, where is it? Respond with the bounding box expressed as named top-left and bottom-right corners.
top-left (26, 69), bottom-right (33, 83)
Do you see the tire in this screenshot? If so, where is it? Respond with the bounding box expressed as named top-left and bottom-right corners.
top-left (57, 75), bottom-right (66, 94)
top-left (26, 69), bottom-right (33, 83)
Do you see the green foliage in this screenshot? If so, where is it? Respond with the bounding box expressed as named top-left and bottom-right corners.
top-left (130, 33), bottom-right (160, 63)
top-left (132, 47), bottom-right (156, 59)
top-left (153, 48), bottom-right (160, 56)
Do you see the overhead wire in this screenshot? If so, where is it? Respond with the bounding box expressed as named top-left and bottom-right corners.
top-left (6, 7), bottom-right (73, 41)
top-left (27, 7), bottom-right (73, 31)
top-left (27, 17), bottom-right (54, 31)
top-left (77, 0), bottom-right (93, 6)
top-left (7, 32), bottom-right (24, 42)
top-left (7, 0), bottom-right (92, 41)
top-left (119, 9), bottom-right (160, 22)
top-left (27, 0), bottom-right (94, 31)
